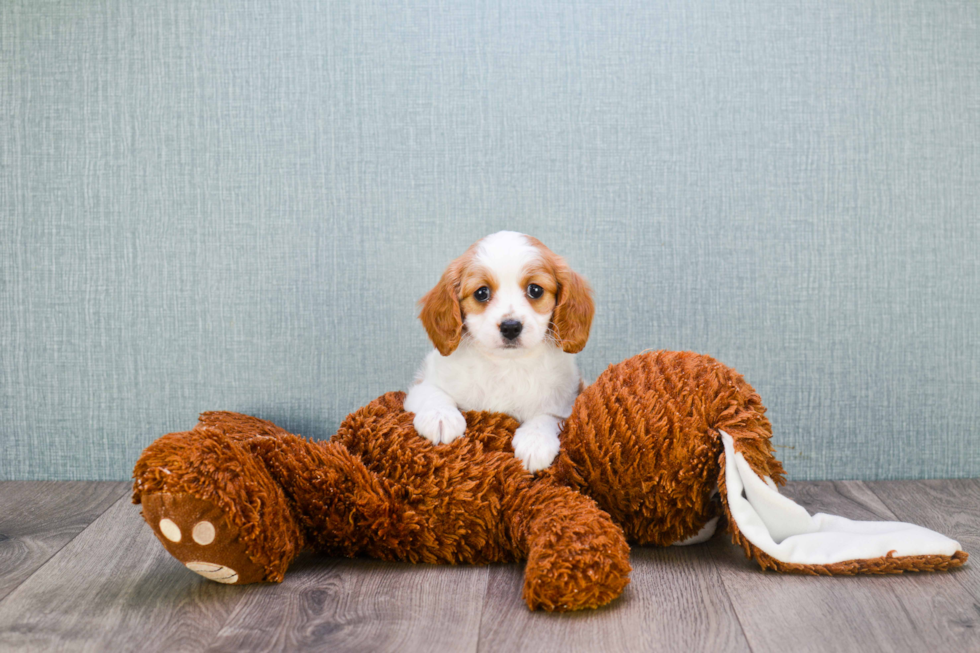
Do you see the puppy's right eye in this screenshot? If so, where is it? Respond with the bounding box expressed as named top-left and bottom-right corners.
top-left (474, 286), bottom-right (491, 303)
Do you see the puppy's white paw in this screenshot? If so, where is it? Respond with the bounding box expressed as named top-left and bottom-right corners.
top-left (413, 407), bottom-right (467, 445)
top-left (512, 423), bottom-right (561, 473)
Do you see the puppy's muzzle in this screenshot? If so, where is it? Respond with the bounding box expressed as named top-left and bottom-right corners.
top-left (499, 319), bottom-right (523, 342)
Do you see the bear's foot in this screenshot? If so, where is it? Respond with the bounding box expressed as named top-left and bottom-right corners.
top-left (141, 492), bottom-right (268, 584)
top-left (523, 538), bottom-right (631, 612)
top-left (134, 423), bottom-right (308, 584)
top-left (505, 480), bottom-right (631, 611)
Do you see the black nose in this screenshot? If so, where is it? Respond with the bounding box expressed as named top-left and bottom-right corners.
top-left (499, 319), bottom-right (523, 341)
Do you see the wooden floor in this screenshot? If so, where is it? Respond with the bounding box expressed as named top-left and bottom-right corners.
top-left (0, 480), bottom-right (977, 652)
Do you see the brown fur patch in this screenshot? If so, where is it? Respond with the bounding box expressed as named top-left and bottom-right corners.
top-left (552, 350), bottom-right (779, 545)
top-left (524, 236), bottom-right (594, 353)
top-left (458, 263), bottom-right (498, 317)
top-left (520, 262), bottom-right (559, 316)
top-left (418, 245), bottom-right (478, 356)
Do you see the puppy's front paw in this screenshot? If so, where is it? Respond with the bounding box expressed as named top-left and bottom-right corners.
top-left (413, 407), bottom-right (467, 445)
top-left (513, 423), bottom-right (561, 473)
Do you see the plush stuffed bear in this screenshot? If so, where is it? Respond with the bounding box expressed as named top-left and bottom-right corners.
top-left (133, 351), bottom-right (967, 612)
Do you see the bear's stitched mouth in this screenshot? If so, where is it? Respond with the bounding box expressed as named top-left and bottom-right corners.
top-left (185, 561), bottom-right (239, 584)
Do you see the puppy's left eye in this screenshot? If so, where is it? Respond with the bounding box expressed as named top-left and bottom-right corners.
top-left (526, 284), bottom-right (544, 300)
top-left (474, 286), bottom-right (491, 303)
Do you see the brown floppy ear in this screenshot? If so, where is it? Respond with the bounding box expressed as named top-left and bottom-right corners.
top-left (418, 260), bottom-right (464, 356)
top-left (552, 260), bottom-right (594, 354)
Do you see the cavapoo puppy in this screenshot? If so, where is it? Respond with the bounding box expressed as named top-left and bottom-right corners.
top-left (405, 231), bottom-right (594, 472)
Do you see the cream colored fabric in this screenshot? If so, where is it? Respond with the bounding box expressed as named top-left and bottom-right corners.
top-left (720, 432), bottom-right (961, 565)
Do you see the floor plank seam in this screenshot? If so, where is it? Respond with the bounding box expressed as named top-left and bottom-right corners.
top-left (0, 484), bottom-right (131, 612)
top-left (473, 565), bottom-right (494, 653)
top-left (712, 546), bottom-right (763, 653)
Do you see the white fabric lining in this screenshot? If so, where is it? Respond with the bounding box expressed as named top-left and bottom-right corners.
top-left (720, 431), bottom-right (961, 565)
top-left (673, 516), bottom-right (720, 546)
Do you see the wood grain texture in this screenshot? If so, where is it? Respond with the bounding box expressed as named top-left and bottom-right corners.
top-left (206, 557), bottom-right (488, 653)
top-left (0, 495), bottom-right (247, 652)
top-left (477, 547), bottom-right (751, 653)
top-left (867, 479), bottom-right (980, 602)
top-left (718, 480), bottom-right (980, 653)
top-left (0, 481), bottom-right (128, 602)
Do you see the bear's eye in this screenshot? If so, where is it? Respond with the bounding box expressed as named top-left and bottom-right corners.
top-left (526, 284), bottom-right (544, 300)
top-left (474, 286), bottom-right (491, 303)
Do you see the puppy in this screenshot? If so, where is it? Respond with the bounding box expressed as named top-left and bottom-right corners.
top-left (405, 231), bottom-right (594, 472)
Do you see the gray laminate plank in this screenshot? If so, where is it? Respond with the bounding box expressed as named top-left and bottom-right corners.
top-left (0, 481), bottom-right (128, 602)
top-left (866, 478), bottom-right (980, 602)
top-left (205, 556), bottom-right (488, 653)
top-left (717, 480), bottom-right (980, 653)
top-left (476, 546), bottom-right (751, 653)
top-left (0, 494), bottom-right (247, 653)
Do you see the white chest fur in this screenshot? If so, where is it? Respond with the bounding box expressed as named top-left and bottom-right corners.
top-left (415, 340), bottom-right (582, 422)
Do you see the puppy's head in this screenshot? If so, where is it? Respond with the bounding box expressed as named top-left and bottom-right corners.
top-left (419, 231), bottom-right (594, 356)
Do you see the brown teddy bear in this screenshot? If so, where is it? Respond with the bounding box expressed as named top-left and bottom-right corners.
top-left (133, 350), bottom-right (967, 612)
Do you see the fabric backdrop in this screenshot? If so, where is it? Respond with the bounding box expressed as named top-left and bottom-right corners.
top-left (2, 0), bottom-right (978, 481)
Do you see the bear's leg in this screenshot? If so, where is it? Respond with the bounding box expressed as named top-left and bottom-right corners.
top-left (239, 430), bottom-right (416, 559)
top-left (134, 426), bottom-right (306, 584)
top-left (503, 478), bottom-right (631, 612)
top-left (135, 412), bottom-right (416, 583)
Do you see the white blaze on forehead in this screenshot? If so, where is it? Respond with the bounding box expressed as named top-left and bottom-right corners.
top-left (474, 231), bottom-right (541, 288)
top-left (462, 230), bottom-right (554, 352)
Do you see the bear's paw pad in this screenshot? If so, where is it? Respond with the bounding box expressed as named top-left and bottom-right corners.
top-left (140, 492), bottom-right (266, 584)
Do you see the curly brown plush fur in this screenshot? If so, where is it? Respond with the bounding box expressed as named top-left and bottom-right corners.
top-left (135, 393), bottom-right (632, 611)
top-left (552, 350), bottom-right (784, 546)
top-left (133, 350), bottom-right (967, 611)
top-left (554, 351), bottom-right (965, 575)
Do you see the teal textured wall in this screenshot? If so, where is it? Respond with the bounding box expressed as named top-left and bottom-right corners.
top-left (1, 0), bottom-right (978, 480)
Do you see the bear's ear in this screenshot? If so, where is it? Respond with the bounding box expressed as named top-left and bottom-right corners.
top-left (551, 259), bottom-right (594, 354)
top-left (418, 258), bottom-right (464, 356)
